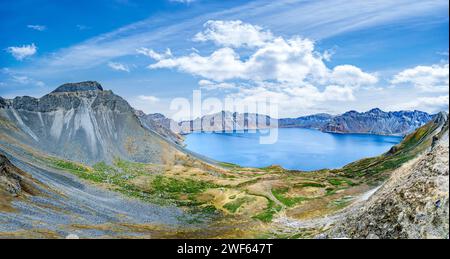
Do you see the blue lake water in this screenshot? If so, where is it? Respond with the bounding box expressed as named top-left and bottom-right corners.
top-left (185, 128), bottom-right (403, 171)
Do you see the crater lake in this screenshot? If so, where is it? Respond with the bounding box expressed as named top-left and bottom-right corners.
top-left (185, 128), bottom-right (403, 171)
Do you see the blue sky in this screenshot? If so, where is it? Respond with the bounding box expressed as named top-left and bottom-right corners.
top-left (1, 0), bottom-right (448, 119)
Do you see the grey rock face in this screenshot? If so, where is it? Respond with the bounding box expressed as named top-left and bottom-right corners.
top-left (321, 108), bottom-right (433, 136)
top-left (0, 82), bottom-right (177, 165)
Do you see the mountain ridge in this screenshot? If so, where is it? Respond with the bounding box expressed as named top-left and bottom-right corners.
top-left (0, 81), bottom-right (180, 165)
top-left (172, 109), bottom-right (434, 136)
top-left (321, 108), bottom-right (433, 136)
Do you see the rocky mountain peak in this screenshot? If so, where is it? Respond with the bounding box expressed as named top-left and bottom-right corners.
top-left (368, 108), bottom-right (383, 114)
top-left (51, 81), bottom-right (103, 93)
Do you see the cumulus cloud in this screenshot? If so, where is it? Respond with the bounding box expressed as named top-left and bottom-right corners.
top-left (150, 47), bottom-right (244, 81)
top-left (6, 43), bottom-right (37, 60)
top-left (330, 65), bottom-right (378, 87)
top-left (227, 82), bottom-right (356, 117)
top-left (27, 25), bottom-right (46, 31)
top-left (138, 95), bottom-right (160, 102)
top-left (193, 20), bottom-right (274, 48)
top-left (144, 20), bottom-right (379, 116)
top-left (148, 37), bottom-right (331, 83)
top-left (391, 63), bottom-right (449, 92)
top-left (108, 62), bottom-right (130, 72)
top-left (397, 95), bottom-right (449, 113)
top-left (147, 21), bottom-right (377, 86)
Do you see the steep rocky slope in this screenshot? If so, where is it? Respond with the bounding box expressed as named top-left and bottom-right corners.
top-left (321, 108), bottom-right (432, 136)
top-left (324, 113), bottom-right (449, 239)
top-left (0, 81), bottom-right (178, 165)
top-left (135, 111), bottom-right (184, 145)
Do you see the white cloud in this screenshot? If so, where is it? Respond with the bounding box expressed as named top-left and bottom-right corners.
top-left (27, 25), bottom-right (46, 31)
top-left (148, 21), bottom-right (376, 86)
top-left (391, 63), bottom-right (449, 92)
top-left (1, 68), bottom-right (45, 87)
top-left (138, 95), bottom-right (160, 102)
top-left (108, 62), bottom-right (130, 72)
top-left (16, 0), bottom-right (446, 77)
top-left (193, 20), bottom-right (274, 48)
top-left (12, 75), bottom-right (45, 87)
top-left (145, 20), bottom-right (379, 117)
top-left (330, 65), bottom-right (378, 87)
top-left (6, 43), bottom-right (37, 60)
top-left (396, 95), bottom-right (449, 113)
top-left (136, 47), bottom-right (172, 61)
top-left (226, 82), bottom-right (356, 117)
top-left (150, 47), bottom-right (245, 81)
top-left (198, 79), bottom-right (237, 91)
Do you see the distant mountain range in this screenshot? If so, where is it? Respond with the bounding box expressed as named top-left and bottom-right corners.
top-left (170, 108), bottom-right (433, 136)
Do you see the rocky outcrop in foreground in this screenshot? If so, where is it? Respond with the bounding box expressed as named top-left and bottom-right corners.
top-left (325, 113), bottom-right (449, 239)
top-left (0, 154), bottom-right (39, 197)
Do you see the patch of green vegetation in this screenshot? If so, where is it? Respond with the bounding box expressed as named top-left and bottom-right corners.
top-left (223, 196), bottom-right (254, 213)
top-left (328, 178), bottom-right (355, 187)
top-left (234, 177), bottom-right (262, 188)
top-left (200, 205), bottom-right (219, 214)
top-left (252, 198), bottom-right (282, 223)
top-left (49, 158), bottom-right (218, 208)
top-left (325, 187), bottom-right (337, 196)
top-left (115, 158), bottom-right (147, 173)
top-left (272, 188), bottom-right (308, 207)
top-left (296, 182), bottom-right (326, 188)
top-left (330, 196), bottom-right (354, 209)
top-left (151, 175), bottom-right (217, 194)
top-left (52, 159), bottom-right (89, 173)
top-left (218, 162), bottom-right (242, 169)
top-left (260, 165), bottom-right (285, 173)
top-left (221, 174), bottom-right (237, 179)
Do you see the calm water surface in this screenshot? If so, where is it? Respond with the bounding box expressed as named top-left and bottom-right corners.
top-left (185, 128), bottom-right (403, 171)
